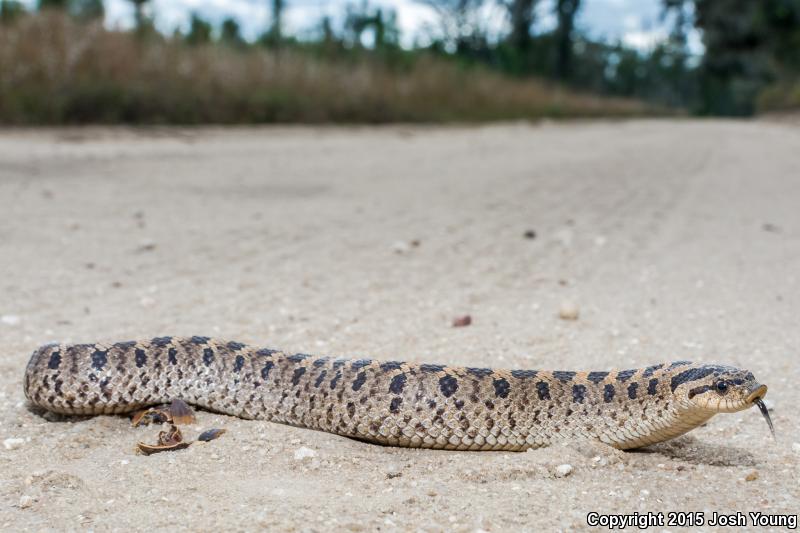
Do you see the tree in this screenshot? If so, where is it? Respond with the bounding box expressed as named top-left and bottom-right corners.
top-left (129, 0), bottom-right (149, 31)
top-left (553, 0), bottom-right (581, 80)
top-left (415, 0), bottom-right (488, 55)
top-left (502, 0), bottom-right (538, 53)
top-left (36, 0), bottom-right (103, 20)
top-left (220, 17), bottom-right (244, 47)
top-left (665, 0), bottom-right (799, 115)
top-left (0, 0), bottom-right (25, 23)
top-left (270, 0), bottom-right (284, 42)
top-left (186, 12), bottom-right (212, 45)
top-left (71, 0), bottom-right (103, 20)
top-left (38, 0), bottom-right (67, 8)
top-left (344, 3), bottom-right (400, 50)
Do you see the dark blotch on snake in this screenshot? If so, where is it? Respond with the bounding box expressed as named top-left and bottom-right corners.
top-left (389, 397), bottom-right (403, 414)
top-left (227, 341), bottom-right (245, 351)
top-left (190, 336), bottom-right (210, 345)
top-left (151, 337), bottom-right (172, 347)
top-left (536, 381), bottom-right (551, 400)
top-left (114, 341), bottom-right (136, 350)
top-left (287, 353), bottom-right (309, 363)
top-left (168, 348), bottom-right (178, 365)
top-left (643, 364), bottom-right (663, 377)
top-left (439, 375), bottom-right (458, 397)
top-left (389, 373), bottom-right (407, 394)
top-left (261, 361), bottom-right (275, 380)
top-left (648, 378), bottom-right (658, 396)
top-left (617, 369), bottom-right (636, 382)
top-left (603, 384), bottom-right (615, 403)
top-left (493, 378), bottom-right (511, 398)
top-left (314, 371), bottom-right (327, 388)
top-left (352, 372), bottom-right (367, 391)
top-left (511, 369), bottom-right (537, 379)
top-left (670, 366), bottom-right (723, 392)
top-left (47, 350), bottom-right (61, 370)
top-left (587, 371), bottom-right (609, 384)
top-left (572, 384), bottom-right (587, 403)
top-left (91, 349), bottom-right (107, 371)
top-left (330, 371), bottom-right (342, 389)
top-left (628, 382), bottom-right (638, 399)
top-left (454, 399), bottom-right (465, 409)
top-left (313, 358), bottom-right (328, 368)
top-left (688, 385), bottom-right (711, 399)
top-left (467, 368), bottom-right (493, 378)
top-left (291, 367), bottom-right (306, 386)
top-left (421, 364), bottom-right (446, 373)
top-left (202, 348), bottom-right (214, 366)
top-left (351, 359), bottom-right (372, 371)
top-left (233, 355), bottom-right (245, 373)
top-left (380, 361), bottom-right (402, 372)
top-left (135, 348), bottom-right (147, 368)
top-left (553, 371), bottom-right (576, 383)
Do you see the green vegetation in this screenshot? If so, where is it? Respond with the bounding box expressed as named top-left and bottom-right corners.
top-left (0, 0), bottom-right (797, 124)
top-left (0, 10), bottom-right (652, 124)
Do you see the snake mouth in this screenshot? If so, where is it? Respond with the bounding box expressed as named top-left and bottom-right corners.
top-left (747, 384), bottom-right (775, 440)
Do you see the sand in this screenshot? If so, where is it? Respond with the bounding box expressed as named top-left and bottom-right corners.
top-left (0, 120), bottom-right (798, 531)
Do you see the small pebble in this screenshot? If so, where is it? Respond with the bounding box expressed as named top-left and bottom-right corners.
top-left (385, 464), bottom-right (403, 479)
top-left (452, 315), bottom-right (472, 328)
top-left (745, 470), bottom-right (758, 482)
top-left (391, 241), bottom-right (411, 254)
top-left (18, 495), bottom-right (33, 509)
top-left (555, 464), bottom-right (573, 477)
top-left (3, 437), bottom-right (25, 450)
top-left (136, 240), bottom-right (157, 252)
top-left (523, 230), bottom-right (536, 239)
top-left (558, 302), bottom-right (579, 320)
top-left (791, 442), bottom-right (800, 453)
top-left (293, 446), bottom-right (317, 461)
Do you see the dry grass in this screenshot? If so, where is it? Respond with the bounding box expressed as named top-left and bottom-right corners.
top-left (0, 12), bottom-right (655, 124)
top-left (757, 80), bottom-right (800, 113)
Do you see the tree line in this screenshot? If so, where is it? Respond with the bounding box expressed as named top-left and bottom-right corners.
top-left (1, 0), bottom-right (798, 115)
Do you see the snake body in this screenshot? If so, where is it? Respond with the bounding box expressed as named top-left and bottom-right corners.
top-left (23, 337), bottom-right (768, 450)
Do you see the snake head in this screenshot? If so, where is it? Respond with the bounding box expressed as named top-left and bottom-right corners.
top-left (673, 364), bottom-right (773, 437)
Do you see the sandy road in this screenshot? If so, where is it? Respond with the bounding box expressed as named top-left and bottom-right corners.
top-left (0, 121), bottom-right (798, 531)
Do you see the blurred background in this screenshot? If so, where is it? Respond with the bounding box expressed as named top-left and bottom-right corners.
top-left (0, 0), bottom-right (798, 124)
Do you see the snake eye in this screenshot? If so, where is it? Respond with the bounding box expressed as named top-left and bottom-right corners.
top-left (715, 381), bottom-right (728, 393)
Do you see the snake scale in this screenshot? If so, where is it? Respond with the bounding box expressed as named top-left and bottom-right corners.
top-left (23, 336), bottom-right (772, 450)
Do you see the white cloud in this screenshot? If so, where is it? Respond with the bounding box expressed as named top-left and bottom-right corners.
top-left (622, 28), bottom-right (667, 51)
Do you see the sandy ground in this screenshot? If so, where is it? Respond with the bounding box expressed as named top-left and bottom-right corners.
top-left (0, 121), bottom-right (798, 532)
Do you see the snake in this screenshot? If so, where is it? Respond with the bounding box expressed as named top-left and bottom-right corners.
top-left (22, 336), bottom-right (774, 450)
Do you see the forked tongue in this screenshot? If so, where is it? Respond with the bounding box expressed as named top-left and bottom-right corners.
top-left (753, 398), bottom-right (775, 440)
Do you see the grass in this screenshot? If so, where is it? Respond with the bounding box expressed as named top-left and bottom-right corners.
top-left (757, 80), bottom-right (800, 113)
top-left (0, 12), bottom-right (657, 125)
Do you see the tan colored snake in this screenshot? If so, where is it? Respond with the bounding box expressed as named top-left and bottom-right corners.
top-left (23, 336), bottom-right (773, 450)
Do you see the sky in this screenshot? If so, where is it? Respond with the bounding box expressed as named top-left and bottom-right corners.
top-left (22, 0), bottom-right (700, 52)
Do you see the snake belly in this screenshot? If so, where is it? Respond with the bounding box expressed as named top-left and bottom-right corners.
top-left (23, 336), bottom-right (717, 450)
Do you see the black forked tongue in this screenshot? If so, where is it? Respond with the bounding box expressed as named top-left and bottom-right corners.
top-left (753, 398), bottom-right (776, 440)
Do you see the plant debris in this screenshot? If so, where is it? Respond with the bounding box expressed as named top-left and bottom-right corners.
top-left (452, 315), bottom-right (472, 327)
top-left (198, 429), bottom-right (227, 442)
top-left (136, 425), bottom-right (190, 455)
top-left (131, 399), bottom-right (196, 427)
